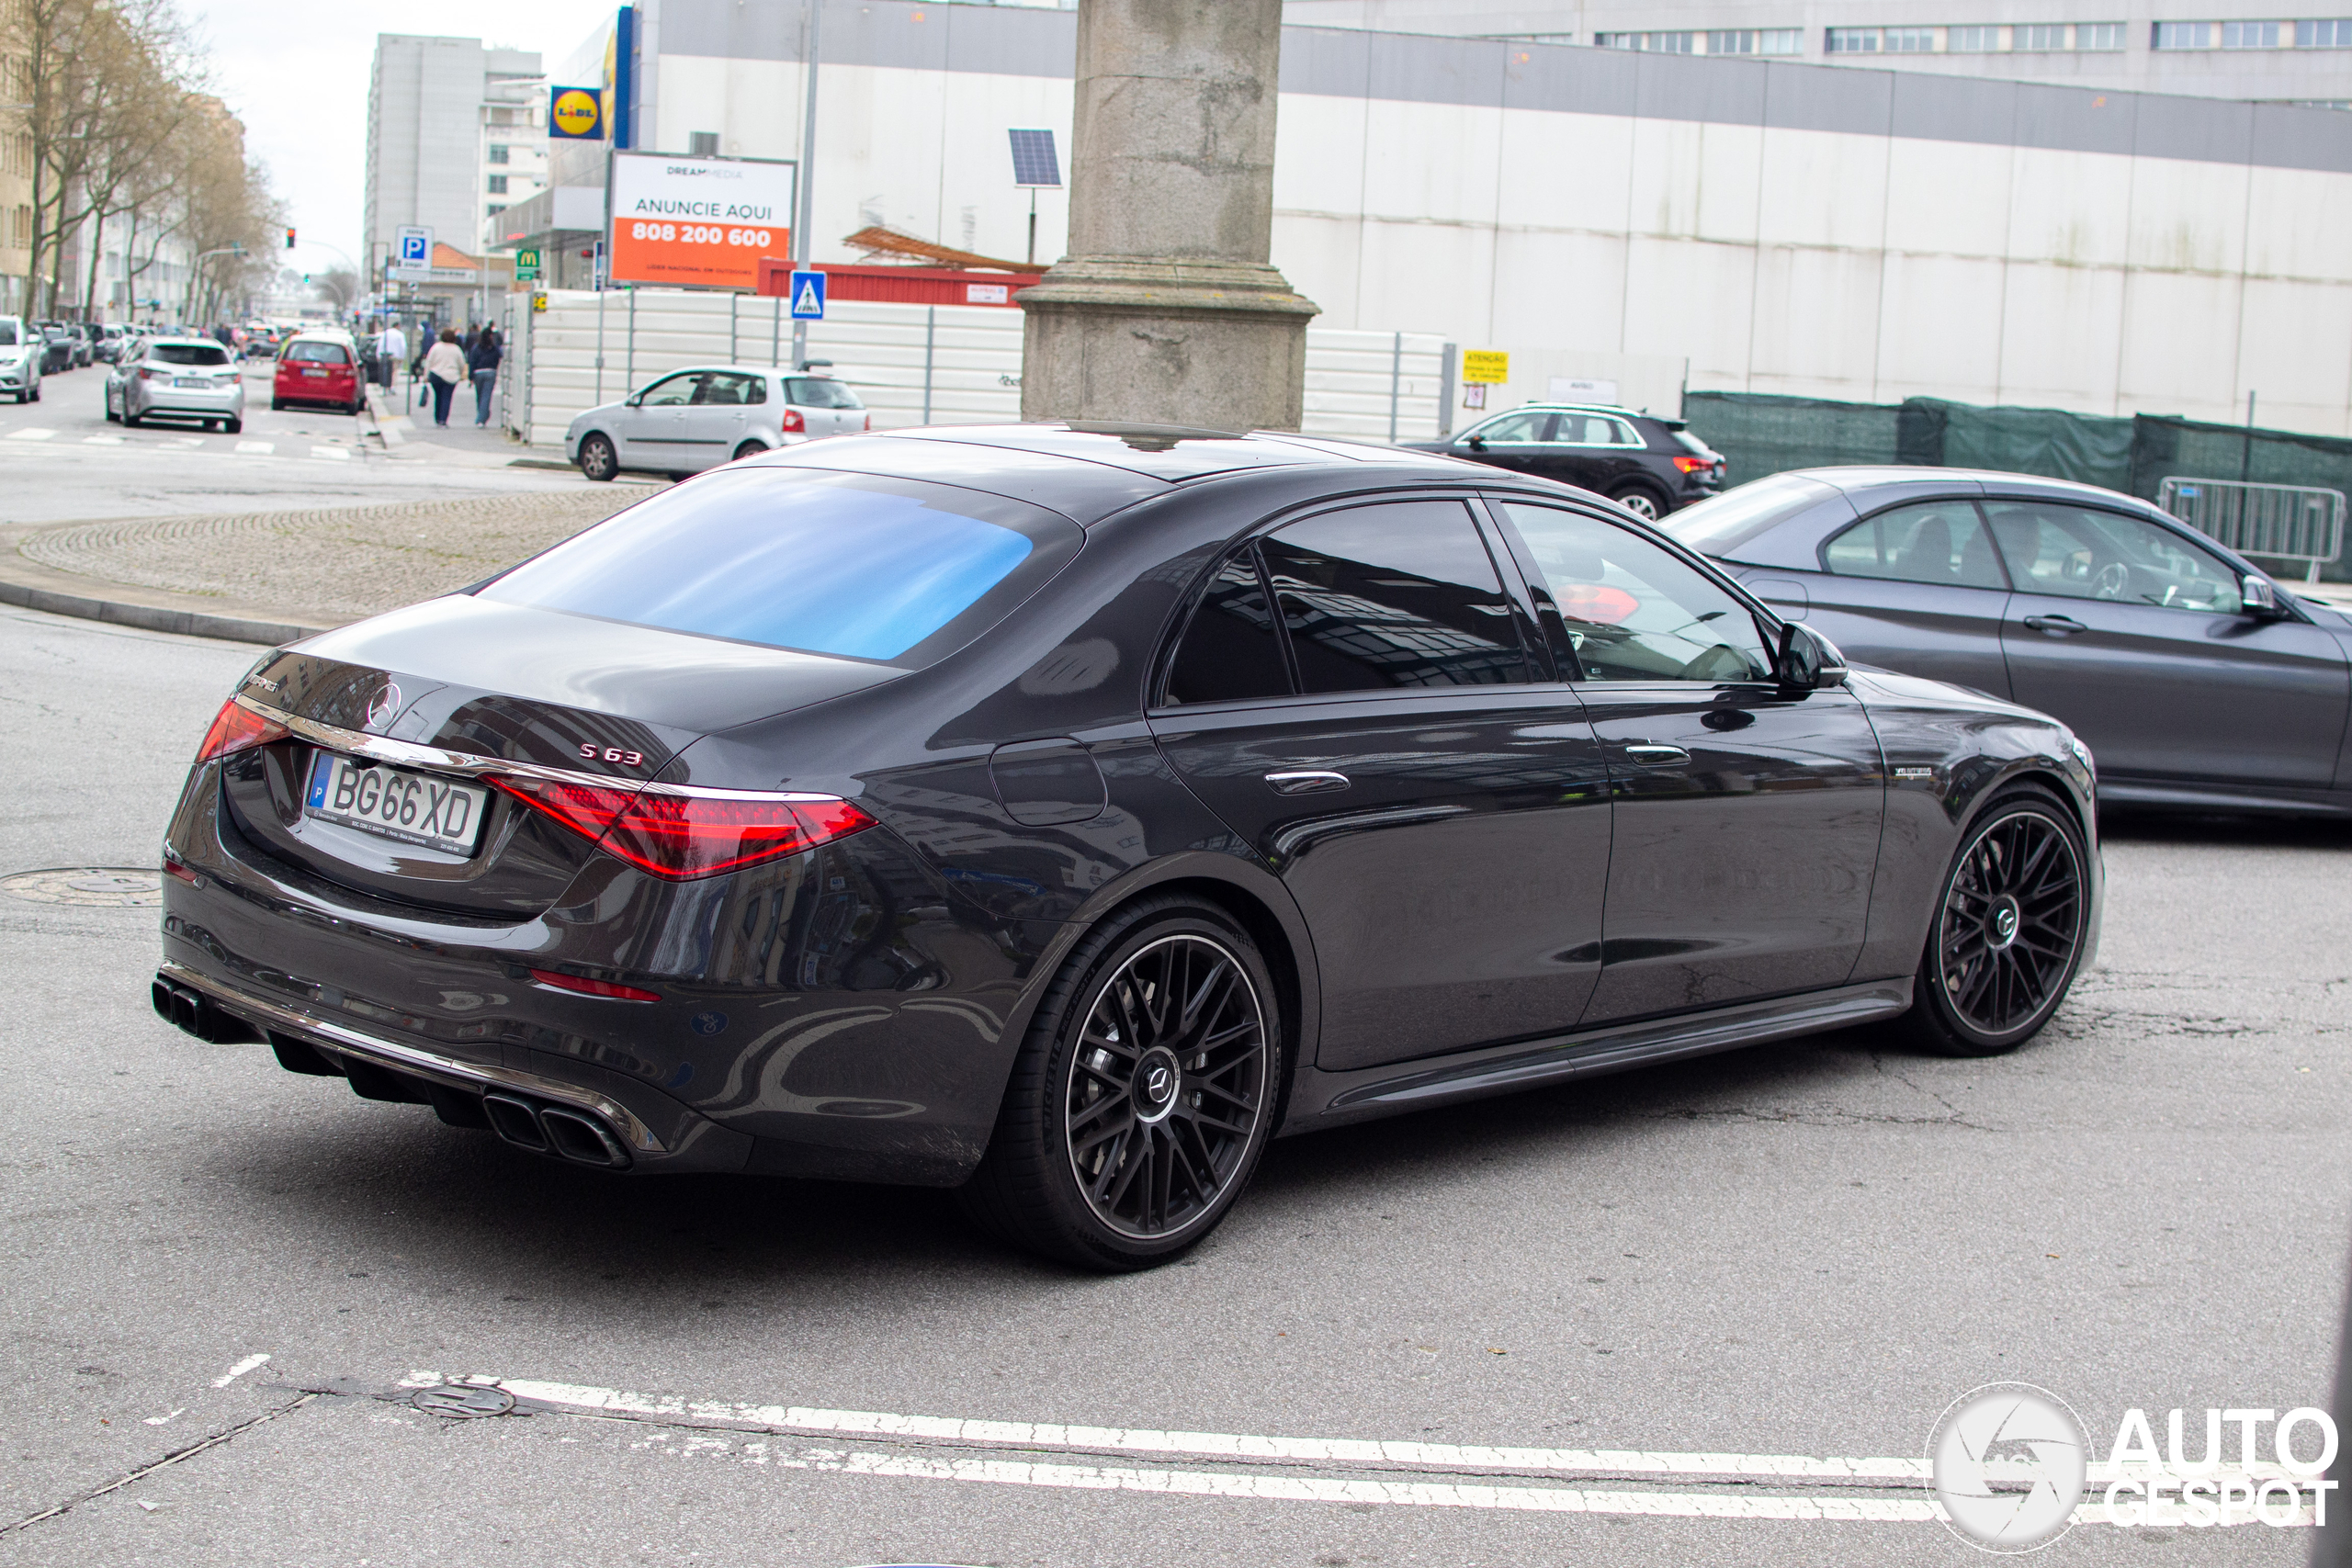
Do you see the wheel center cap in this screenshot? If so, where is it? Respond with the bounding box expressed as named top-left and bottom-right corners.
top-left (1134, 1046), bottom-right (1182, 1124)
top-left (1987, 897), bottom-right (2021, 950)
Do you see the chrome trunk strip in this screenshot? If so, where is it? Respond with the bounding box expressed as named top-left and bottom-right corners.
top-left (158, 958), bottom-right (667, 1153)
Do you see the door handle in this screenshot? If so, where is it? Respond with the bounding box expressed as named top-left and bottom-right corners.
top-left (2022, 614), bottom-right (2088, 635)
top-left (1623, 745), bottom-right (1690, 766)
top-left (1264, 770), bottom-right (1350, 795)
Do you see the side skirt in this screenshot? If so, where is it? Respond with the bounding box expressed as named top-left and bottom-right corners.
top-left (1280, 979), bottom-right (1914, 1134)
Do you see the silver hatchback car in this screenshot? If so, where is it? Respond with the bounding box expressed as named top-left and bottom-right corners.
top-left (565, 365), bottom-right (868, 481)
top-left (108, 336), bottom-right (246, 433)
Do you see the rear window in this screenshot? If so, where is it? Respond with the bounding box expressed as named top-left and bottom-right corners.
top-left (152, 344), bottom-right (230, 367)
top-left (284, 341), bottom-right (351, 365)
top-left (786, 377), bottom-right (863, 410)
top-left (1660, 472), bottom-right (1838, 556)
top-left (480, 468), bottom-right (1081, 666)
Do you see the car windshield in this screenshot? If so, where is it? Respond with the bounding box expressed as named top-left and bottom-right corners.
top-left (283, 341), bottom-right (350, 365)
top-left (1661, 472), bottom-right (1838, 555)
top-left (786, 377), bottom-right (863, 410)
top-left (151, 344), bottom-right (230, 367)
top-left (480, 468), bottom-right (1081, 666)
top-left (0, 321), bottom-right (17, 346)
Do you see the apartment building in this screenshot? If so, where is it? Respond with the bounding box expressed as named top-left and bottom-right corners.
top-left (364, 36), bottom-right (544, 277)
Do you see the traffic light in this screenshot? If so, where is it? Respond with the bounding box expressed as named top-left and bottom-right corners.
top-left (284, 227), bottom-right (296, 249)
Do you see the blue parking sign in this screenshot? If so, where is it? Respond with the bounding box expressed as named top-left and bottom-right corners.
top-left (788, 269), bottom-right (826, 320)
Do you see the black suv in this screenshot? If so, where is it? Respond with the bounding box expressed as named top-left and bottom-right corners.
top-left (1402, 403), bottom-right (1724, 518)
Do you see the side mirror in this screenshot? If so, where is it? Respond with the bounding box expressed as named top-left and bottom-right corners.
top-left (625, 393), bottom-right (643, 407)
top-left (1464, 434), bottom-right (1487, 451)
top-left (2240, 575), bottom-right (2284, 617)
top-left (1777, 622), bottom-right (1849, 691)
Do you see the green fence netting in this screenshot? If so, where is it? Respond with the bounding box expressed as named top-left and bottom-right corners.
top-left (1684, 391), bottom-right (2352, 580)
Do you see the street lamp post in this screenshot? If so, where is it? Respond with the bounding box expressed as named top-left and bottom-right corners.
top-left (184, 244), bottom-right (246, 328)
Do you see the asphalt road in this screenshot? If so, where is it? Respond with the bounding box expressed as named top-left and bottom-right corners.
top-left (0, 354), bottom-right (591, 526)
top-left (0, 598), bottom-right (2346, 1566)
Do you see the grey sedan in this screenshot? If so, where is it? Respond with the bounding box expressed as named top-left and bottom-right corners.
top-left (1663, 466), bottom-right (2352, 816)
top-left (107, 336), bottom-right (245, 433)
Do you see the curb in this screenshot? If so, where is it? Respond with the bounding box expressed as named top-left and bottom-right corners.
top-left (0, 522), bottom-right (334, 647)
top-left (363, 384), bottom-right (409, 446)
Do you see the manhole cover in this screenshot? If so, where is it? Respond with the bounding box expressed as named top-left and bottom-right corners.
top-left (0, 867), bottom-right (163, 907)
top-left (412, 1384), bottom-right (515, 1419)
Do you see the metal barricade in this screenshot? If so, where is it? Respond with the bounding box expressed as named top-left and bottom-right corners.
top-left (2157, 477), bottom-right (2346, 582)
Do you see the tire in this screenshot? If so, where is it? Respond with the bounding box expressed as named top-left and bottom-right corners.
top-left (270, 398), bottom-right (285, 412)
top-left (121, 410), bottom-right (137, 427)
top-left (958, 896), bottom-right (1286, 1271)
top-left (28, 383), bottom-right (39, 402)
top-left (225, 418), bottom-right (243, 435)
top-left (104, 397), bottom-right (117, 422)
top-left (1897, 784), bottom-right (2089, 1057)
top-left (1610, 482), bottom-right (1668, 520)
top-left (731, 440), bottom-right (768, 463)
top-left (577, 432), bottom-right (617, 481)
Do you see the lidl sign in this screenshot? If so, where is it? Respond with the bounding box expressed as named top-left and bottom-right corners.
top-left (549, 86), bottom-right (604, 141)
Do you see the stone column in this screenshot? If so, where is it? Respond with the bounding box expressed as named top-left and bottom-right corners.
top-left (1018, 0), bottom-right (1318, 432)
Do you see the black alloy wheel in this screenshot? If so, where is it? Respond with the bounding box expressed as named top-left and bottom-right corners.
top-left (1904, 787), bottom-right (2087, 1056)
top-left (578, 432), bottom-right (617, 481)
top-left (961, 897), bottom-right (1283, 1270)
top-left (1611, 482), bottom-right (1666, 520)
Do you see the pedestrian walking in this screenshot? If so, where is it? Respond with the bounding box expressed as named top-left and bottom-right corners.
top-left (468, 327), bottom-right (502, 427)
top-left (372, 320), bottom-right (406, 389)
top-left (422, 328), bottom-right (468, 427)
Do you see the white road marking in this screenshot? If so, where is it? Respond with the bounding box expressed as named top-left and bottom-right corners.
top-left (141, 1408), bottom-right (186, 1426)
top-left (233, 440), bottom-right (274, 455)
top-left (6, 427), bottom-right (55, 440)
top-left (159, 436), bottom-right (203, 449)
top-left (308, 446), bottom-right (350, 460)
top-left (83, 434), bottom-right (122, 445)
top-left (211, 1352), bottom-right (270, 1388)
top-left (422, 1373), bottom-right (2312, 1528)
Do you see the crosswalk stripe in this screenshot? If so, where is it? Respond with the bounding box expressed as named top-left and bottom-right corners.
top-left (6, 427), bottom-right (55, 440)
top-left (233, 440), bottom-right (274, 455)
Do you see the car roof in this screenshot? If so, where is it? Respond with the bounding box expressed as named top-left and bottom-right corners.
top-left (1779, 464), bottom-right (2154, 508)
top-left (747, 423), bottom-right (1501, 525)
top-left (141, 336), bottom-right (232, 348)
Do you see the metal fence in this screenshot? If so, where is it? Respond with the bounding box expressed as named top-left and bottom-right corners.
top-left (2156, 477), bottom-right (2347, 582)
top-left (503, 288), bottom-right (1452, 451)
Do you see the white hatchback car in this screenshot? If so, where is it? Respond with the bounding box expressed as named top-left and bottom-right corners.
top-left (565, 365), bottom-right (869, 481)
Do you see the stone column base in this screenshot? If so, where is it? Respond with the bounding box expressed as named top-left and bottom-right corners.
top-left (1017, 256), bottom-right (1319, 432)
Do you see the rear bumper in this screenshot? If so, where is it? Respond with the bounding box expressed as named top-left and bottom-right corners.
top-left (158, 754), bottom-right (1029, 1184)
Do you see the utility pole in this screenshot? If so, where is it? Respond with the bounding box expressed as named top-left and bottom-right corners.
top-left (790, 0), bottom-right (821, 371)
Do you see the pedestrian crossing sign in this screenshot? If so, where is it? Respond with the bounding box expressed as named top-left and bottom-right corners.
top-left (789, 269), bottom-right (826, 320)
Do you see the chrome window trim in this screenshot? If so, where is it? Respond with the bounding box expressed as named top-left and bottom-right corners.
top-left (232, 694), bottom-right (842, 804)
top-left (157, 959), bottom-right (666, 1153)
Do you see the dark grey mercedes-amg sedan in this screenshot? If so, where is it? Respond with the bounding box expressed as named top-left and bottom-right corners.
top-left (154, 426), bottom-right (2099, 1269)
top-left (1665, 466), bottom-right (2352, 818)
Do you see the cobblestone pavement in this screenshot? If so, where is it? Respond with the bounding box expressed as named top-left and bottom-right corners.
top-left (17, 488), bottom-right (658, 622)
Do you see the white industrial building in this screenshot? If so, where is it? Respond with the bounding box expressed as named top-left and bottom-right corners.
top-left (502, 0), bottom-right (2352, 435)
top-left (1286, 1), bottom-right (2352, 107)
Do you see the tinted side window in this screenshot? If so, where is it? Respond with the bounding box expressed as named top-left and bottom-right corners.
top-left (1498, 502), bottom-right (1775, 682)
top-left (1471, 412), bottom-right (1550, 443)
top-left (1165, 552), bottom-right (1290, 705)
top-left (1825, 500), bottom-right (2007, 589)
top-left (1261, 501), bottom-right (1531, 694)
top-left (1984, 501), bottom-right (2244, 613)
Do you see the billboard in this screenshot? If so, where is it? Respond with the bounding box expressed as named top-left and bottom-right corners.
top-left (608, 152), bottom-right (793, 290)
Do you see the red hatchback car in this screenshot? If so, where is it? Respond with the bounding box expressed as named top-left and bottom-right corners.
top-left (271, 333), bottom-right (364, 415)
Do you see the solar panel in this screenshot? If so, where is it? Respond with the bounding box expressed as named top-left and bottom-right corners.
top-left (1008, 128), bottom-right (1061, 188)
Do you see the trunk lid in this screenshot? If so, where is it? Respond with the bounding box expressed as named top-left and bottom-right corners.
top-left (218, 593), bottom-right (899, 917)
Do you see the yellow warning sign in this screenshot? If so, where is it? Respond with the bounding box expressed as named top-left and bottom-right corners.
top-left (1461, 350), bottom-right (1510, 384)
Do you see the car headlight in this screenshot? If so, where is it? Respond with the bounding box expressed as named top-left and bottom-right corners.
top-left (2065, 732), bottom-right (2095, 776)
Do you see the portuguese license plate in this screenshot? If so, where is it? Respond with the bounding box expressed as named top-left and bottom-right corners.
top-left (175, 377), bottom-right (213, 389)
top-left (303, 753), bottom-right (489, 854)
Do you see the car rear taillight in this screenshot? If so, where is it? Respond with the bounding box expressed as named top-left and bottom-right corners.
top-left (193, 698), bottom-right (288, 762)
top-left (780, 408), bottom-right (805, 433)
top-left (489, 776), bottom-right (876, 879)
top-left (1672, 455), bottom-right (1718, 474)
top-left (861, 412), bottom-right (871, 431)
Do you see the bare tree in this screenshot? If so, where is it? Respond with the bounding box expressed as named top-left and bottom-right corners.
top-left (313, 265), bottom-right (356, 312)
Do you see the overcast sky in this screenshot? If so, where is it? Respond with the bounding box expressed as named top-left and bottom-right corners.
top-left (181, 0), bottom-right (594, 275)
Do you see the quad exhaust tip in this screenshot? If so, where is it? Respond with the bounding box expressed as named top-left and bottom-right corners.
top-left (483, 1093), bottom-right (631, 1169)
